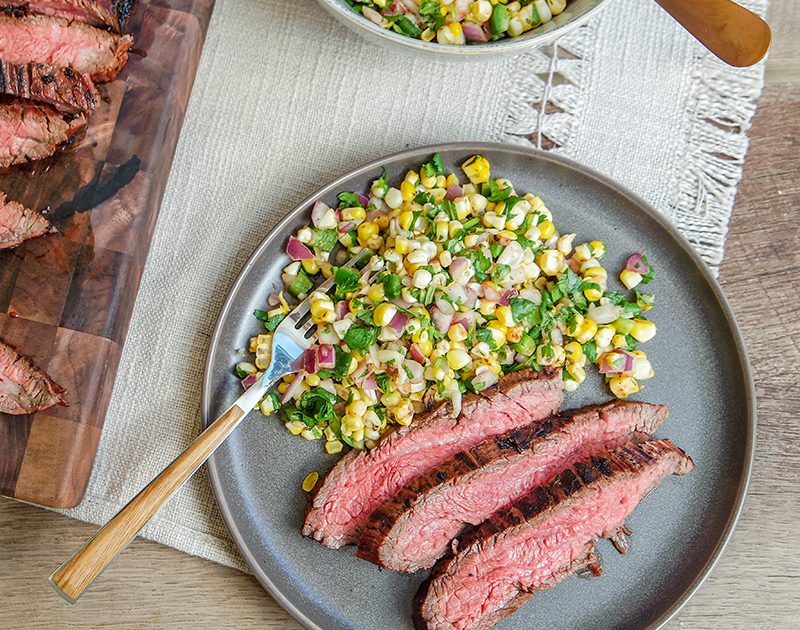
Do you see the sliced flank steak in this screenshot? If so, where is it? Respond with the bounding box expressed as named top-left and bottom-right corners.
top-left (0, 191), bottom-right (55, 249)
top-left (0, 0), bottom-right (138, 32)
top-left (0, 59), bottom-right (96, 114)
top-left (0, 15), bottom-right (132, 82)
top-left (358, 401), bottom-right (669, 572)
top-left (303, 368), bottom-right (564, 549)
top-left (0, 340), bottom-right (67, 415)
top-left (0, 97), bottom-right (86, 168)
top-left (414, 439), bottom-right (695, 630)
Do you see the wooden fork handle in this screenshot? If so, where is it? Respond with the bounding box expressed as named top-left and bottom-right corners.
top-left (49, 403), bottom-right (246, 603)
top-left (654, 0), bottom-right (771, 67)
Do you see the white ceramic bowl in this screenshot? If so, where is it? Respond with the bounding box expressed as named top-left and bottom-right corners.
top-left (315, 0), bottom-right (609, 59)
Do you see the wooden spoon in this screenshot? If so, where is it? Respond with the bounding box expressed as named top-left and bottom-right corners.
top-left (654, 0), bottom-right (771, 67)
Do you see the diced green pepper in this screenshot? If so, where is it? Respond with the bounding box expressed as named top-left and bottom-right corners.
top-left (288, 271), bottom-right (313, 297)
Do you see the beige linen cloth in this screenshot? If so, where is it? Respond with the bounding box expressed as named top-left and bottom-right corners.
top-left (59, 0), bottom-right (767, 569)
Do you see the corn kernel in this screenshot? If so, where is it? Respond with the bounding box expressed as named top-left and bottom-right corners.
top-left (573, 243), bottom-right (591, 261)
top-left (583, 286), bottom-right (602, 302)
top-left (495, 305), bottom-right (515, 327)
top-left (417, 338), bottom-right (433, 356)
top-left (277, 382), bottom-right (289, 395)
top-left (357, 221), bottom-right (379, 245)
top-left (630, 318), bottom-right (657, 343)
top-left (447, 349), bottom-right (472, 371)
top-left (594, 325), bottom-right (615, 348)
top-left (367, 284), bottom-right (385, 303)
top-left (400, 180), bottom-right (416, 201)
top-left (612, 334), bottom-right (628, 349)
top-left (286, 420), bottom-right (305, 435)
top-left (471, 0), bottom-right (492, 21)
top-left (305, 373), bottom-right (321, 387)
top-left (347, 399), bottom-right (368, 418)
top-left (447, 323), bottom-right (468, 342)
top-left (589, 240), bottom-right (607, 259)
top-left (609, 375), bottom-right (640, 399)
top-left (487, 321), bottom-right (507, 347)
top-left (436, 21), bottom-right (465, 45)
top-left (325, 440), bottom-right (343, 455)
top-left (564, 341), bottom-right (584, 362)
top-left (574, 319), bottom-right (598, 344)
top-left (373, 303), bottom-right (397, 327)
top-left (385, 187), bottom-right (403, 209)
top-left (497, 230), bottom-right (518, 241)
top-left (462, 155), bottom-right (491, 185)
top-left (506, 326), bottom-right (523, 343)
top-left (395, 236), bottom-right (410, 254)
top-left (535, 249), bottom-right (565, 276)
top-left (412, 268), bottom-right (433, 289)
top-left (620, 269), bottom-right (643, 290)
top-left (538, 220), bottom-right (555, 240)
top-left (341, 206), bottom-right (366, 222)
top-left (302, 471), bottom-right (319, 492)
top-left (398, 210), bottom-right (414, 231)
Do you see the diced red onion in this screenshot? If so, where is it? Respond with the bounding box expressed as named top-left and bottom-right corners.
top-left (366, 207), bottom-right (388, 222)
top-left (391, 298), bottom-right (413, 310)
top-left (362, 6), bottom-right (383, 24)
top-left (435, 298), bottom-right (455, 315)
top-left (362, 375), bottom-right (379, 390)
top-left (403, 359), bottom-right (424, 384)
top-left (317, 344), bottom-right (335, 369)
top-left (241, 373), bottom-right (258, 390)
top-left (463, 285), bottom-right (479, 309)
top-left (355, 192), bottom-right (370, 206)
top-left (452, 310), bottom-right (478, 331)
top-left (462, 21), bottom-right (488, 42)
top-left (482, 283), bottom-right (501, 303)
top-left (267, 293), bottom-right (280, 307)
top-left (445, 284), bottom-right (467, 305)
top-left (445, 183), bottom-right (464, 200)
top-left (311, 201), bottom-right (330, 228)
top-left (626, 253), bottom-right (648, 274)
top-left (304, 349), bottom-right (318, 374)
top-left (550, 328), bottom-right (564, 346)
top-left (499, 289), bottom-right (517, 306)
top-left (389, 310), bottom-right (409, 334)
top-left (431, 306), bottom-right (454, 334)
top-left (409, 343), bottom-right (426, 364)
top-left (449, 256), bottom-right (472, 284)
top-left (335, 300), bottom-right (349, 319)
top-left (568, 256), bottom-right (582, 273)
top-left (287, 236), bottom-right (314, 261)
top-left (281, 373), bottom-right (305, 403)
top-left (599, 350), bottom-right (635, 374)
top-left (338, 221), bottom-right (356, 234)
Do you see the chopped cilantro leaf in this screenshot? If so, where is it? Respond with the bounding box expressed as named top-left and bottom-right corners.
top-left (337, 191), bottom-right (364, 208)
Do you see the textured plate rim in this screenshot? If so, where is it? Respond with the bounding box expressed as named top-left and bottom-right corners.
top-left (202, 142), bottom-right (755, 630)
top-left (314, 0), bottom-right (611, 58)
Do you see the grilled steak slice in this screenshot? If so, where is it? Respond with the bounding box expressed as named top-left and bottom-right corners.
top-left (358, 401), bottom-right (669, 572)
top-left (414, 439), bottom-right (695, 630)
top-left (0, 340), bottom-right (66, 414)
top-left (0, 15), bottom-right (132, 82)
top-left (0, 59), bottom-right (96, 114)
top-left (0, 191), bottom-right (55, 249)
top-left (0, 0), bottom-right (138, 32)
top-left (303, 369), bottom-right (564, 549)
top-left (0, 97), bottom-right (86, 168)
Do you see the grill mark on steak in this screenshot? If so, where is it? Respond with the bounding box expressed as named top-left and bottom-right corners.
top-left (0, 190), bottom-right (55, 249)
top-left (0, 15), bottom-right (133, 83)
top-left (302, 368), bottom-right (564, 549)
top-left (414, 439), bottom-right (695, 630)
top-left (0, 59), bottom-right (96, 113)
top-left (0, 339), bottom-right (67, 415)
top-left (0, 0), bottom-right (137, 32)
top-left (0, 97), bottom-right (87, 168)
top-left (357, 401), bottom-right (668, 572)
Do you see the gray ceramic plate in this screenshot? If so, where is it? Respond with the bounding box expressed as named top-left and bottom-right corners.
top-left (203, 143), bottom-right (755, 630)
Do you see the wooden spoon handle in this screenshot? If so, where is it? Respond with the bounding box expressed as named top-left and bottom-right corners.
top-left (49, 403), bottom-right (246, 603)
top-left (654, 0), bottom-right (771, 67)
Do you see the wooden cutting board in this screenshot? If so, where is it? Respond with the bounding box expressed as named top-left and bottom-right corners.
top-left (0, 0), bottom-right (215, 508)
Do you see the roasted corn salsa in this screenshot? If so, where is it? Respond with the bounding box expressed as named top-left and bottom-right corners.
top-left (236, 153), bottom-right (657, 454)
top-left (346, 0), bottom-right (568, 44)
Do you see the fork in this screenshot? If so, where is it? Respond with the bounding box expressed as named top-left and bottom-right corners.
top-left (49, 253), bottom-right (362, 603)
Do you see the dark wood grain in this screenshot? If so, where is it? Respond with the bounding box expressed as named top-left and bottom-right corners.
top-left (0, 0), bottom-right (215, 508)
